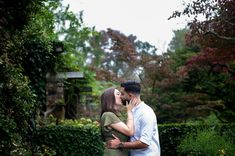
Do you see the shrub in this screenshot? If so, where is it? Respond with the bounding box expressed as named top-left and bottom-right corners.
top-left (158, 123), bottom-right (199, 156)
top-left (158, 123), bottom-right (235, 156)
top-left (178, 129), bottom-right (235, 156)
top-left (33, 118), bottom-right (103, 156)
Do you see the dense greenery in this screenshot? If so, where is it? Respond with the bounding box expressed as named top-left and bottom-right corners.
top-left (32, 121), bottom-right (234, 156)
top-left (1, 0), bottom-right (234, 154)
top-left (0, 0), bottom-right (97, 154)
top-left (169, 0), bottom-right (235, 122)
top-left (0, 63), bottom-right (36, 155)
top-left (178, 129), bottom-right (235, 156)
top-left (0, 0), bottom-right (48, 154)
top-left (159, 123), bottom-right (235, 156)
top-left (34, 118), bottom-right (103, 156)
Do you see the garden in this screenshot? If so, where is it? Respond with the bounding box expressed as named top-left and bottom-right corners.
top-left (0, 0), bottom-right (234, 155)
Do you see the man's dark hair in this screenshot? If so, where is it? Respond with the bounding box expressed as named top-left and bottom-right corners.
top-left (121, 81), bottom-right (141, 94)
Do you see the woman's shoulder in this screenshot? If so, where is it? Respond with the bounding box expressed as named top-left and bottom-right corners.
top-left (101, 112), bottom-right (121, 121)
top-left (101, 112), bottom-right (121, 125)
top-left (102, 111), bottom-right (116, 117)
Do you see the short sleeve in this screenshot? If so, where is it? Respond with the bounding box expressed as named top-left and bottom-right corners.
top-left (139, 112), bottom-right (155, 146)
top-left (101, 112), bottom-right (121, 127)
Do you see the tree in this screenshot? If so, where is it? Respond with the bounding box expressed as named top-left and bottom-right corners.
top-left (0, 0), bottom-right (99, 154)
top-left (168, 28), bottom-right (188, 52)
top-left (89, 28), bottom-right (139, 82)
top-left (169, 0), bottom-right (235, 122)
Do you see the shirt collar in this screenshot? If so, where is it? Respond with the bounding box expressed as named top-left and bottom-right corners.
top-left (132, 101), bottom-right (144, 112)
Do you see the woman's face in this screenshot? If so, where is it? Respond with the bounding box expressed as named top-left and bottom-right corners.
top-left (120, 87), bottom-right (131, 105)
top-left (114, 89), bottom-right (122, 106)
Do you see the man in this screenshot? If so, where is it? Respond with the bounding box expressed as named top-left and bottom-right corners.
top-left (107, 81), bottom-right (161, 156)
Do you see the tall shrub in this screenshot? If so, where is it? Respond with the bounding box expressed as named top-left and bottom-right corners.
top-left (178, 129), bottom-right (235, 156)
top-left (0, 61), bottom-right (36, 155)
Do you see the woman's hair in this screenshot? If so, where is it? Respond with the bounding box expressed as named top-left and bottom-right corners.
top-left (100, 87), bottom-right (117, 117)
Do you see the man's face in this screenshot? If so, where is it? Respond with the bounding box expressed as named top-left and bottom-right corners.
top-left (120, 87), bottom-right (131, 105)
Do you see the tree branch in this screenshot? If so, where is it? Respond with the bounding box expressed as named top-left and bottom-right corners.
top-left (204, 31), bottom-right (235, 43)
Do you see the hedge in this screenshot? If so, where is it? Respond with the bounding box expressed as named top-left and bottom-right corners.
top-left (33, 120), bottom-right (104, 156)
top-left (33, 121), bottom-right (235, 156)
top-left (159, 123), bottom-right (235, 156)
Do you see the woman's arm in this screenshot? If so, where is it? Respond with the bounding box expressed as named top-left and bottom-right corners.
top-left (109, 98), bottom-right (136, 136)
top-left (110, 110), bottom-right (134, 136)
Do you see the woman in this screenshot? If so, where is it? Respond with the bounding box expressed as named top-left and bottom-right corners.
top-left (100, 87), bottom-right (136, 156)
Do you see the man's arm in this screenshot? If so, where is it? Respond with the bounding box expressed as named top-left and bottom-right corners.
top-left (107, 134), bottom-right (148, 149)
top-left (119, 140), bottom-right (148, 149)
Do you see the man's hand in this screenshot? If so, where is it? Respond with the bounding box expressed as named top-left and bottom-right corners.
top-left (106, 134), bottom-right (121, 149)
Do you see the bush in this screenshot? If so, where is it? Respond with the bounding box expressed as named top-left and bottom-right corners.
top-left (158, 123), bottom-right (235, 156)
top-left (32, 121), bottom-right (235, 156)
top-left (33, 118), bottom-right (103, 156)
top-left (158, 123), bottom-right (199, 156)
top-left (178, 129), bottom-right (235, 156)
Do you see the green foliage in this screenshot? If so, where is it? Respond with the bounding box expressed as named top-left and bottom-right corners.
top-left (0, 0), bottom-right (59, 155)
top-left (1, 0), bottom-right (60, 110)
top-left (154, 27), bottom-right (235, 123)
top-left (0, 60), bottom-right (36, 155)
top-left (182, 66), bottom-right (235, 122)
top-left (168, 0), bottom-right (235, 122)
top-left (45, 0), bottom-right (103, 105)
top-left (159, 123), bottom-right (198, 156)
top-left (168, 48), bottom-right (197, 71)
top-left (158, 123), bottom-right (235, 156)
top-left (178, 129), bottom-right (235, 156)
top-left (168, 28), bottom-right (188, 52)
top-left (50, 0), bottom-right (99, 72)
top-left (0, 0), bottom-right (44, 32)
top-left (20, 37), bottom-right (56, 108)
top-left (32, 122), bottom-right (235, 156)
top-left (33, 144), bottom-right (56, 156)
top-left (34, 118), bottom-right (103, 156)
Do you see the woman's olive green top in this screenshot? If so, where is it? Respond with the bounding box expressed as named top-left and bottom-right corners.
top-left (101, 112), bottom-right (129, 156)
